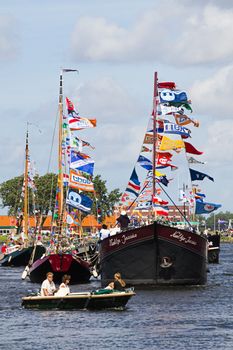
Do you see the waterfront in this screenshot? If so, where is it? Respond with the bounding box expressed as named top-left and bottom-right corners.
top-left (1, 243), bottom-right (233, 350)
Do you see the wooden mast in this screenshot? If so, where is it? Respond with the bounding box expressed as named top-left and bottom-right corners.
top-left (24, 126), bottom-right (29, 240)
top-left (58, 71), bottom-right (64, 230)
top-left (152, 72), bottom-right (158, 219)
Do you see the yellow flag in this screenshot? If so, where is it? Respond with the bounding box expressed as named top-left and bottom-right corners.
top-left (159, 136), bottom-right (184, 151)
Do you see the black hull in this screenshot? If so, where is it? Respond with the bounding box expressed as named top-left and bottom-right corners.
top-left (100, 223), bottom-right (207, 286)
top-left (29, 254), bottom-right (91, 284)
top-left (22, 291), bottom-right (135, 310)
top-left (0, 245), bottom-right (45, 267)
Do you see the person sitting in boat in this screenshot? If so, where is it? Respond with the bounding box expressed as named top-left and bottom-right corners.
top-left (54, 275), bottom-right (71, 297)
top-left (106, 272), bottom-right (126, 291)
top-left (40, 272), bottom-right (56, 296)
top-left (116, 210), bottom-right (130, 230)
top-left (99, 224), bottom-right (110, 240)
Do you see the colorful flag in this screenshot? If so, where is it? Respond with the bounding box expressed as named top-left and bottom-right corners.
top-left (158, 82), bottom-right (176, 89)
top-left (189, 168), bottom-right (214, 182)
top-left (135, 201), bottom-right (152, 210)
top-left (141, 145), bottom-right (152, 153)
top-left (143, 133), bottom-right (154, 144)
top-left (160, 105), bottom-right (183, 115)
top-left (159, 89), bottom-right (188, 104)
top-left (163, 121), bottom-right (191, 138)
top-left (126, 168), bottom-right (141, 196)
top-left (184, 142), bottom-right (203, 155)
top-left (187, 156), bottom-right (206, 165)
top-left (195, 200), bottom-right (221, 214)
top-left (153, 204), bottom-right (169, 216)
top-left (156, 152), bottom-right (173, 166)
top-left (69, 169), bottom-right (94, 192)
top-left (121, 193), bottom-right (131, 202)
top-left (66, 97), bottom-right (78, 115)
top-left (179, 190), bottom-right (188, 203)
top-left (68, 116), bottom-right (96, 130)
top-left (70, 151), bottom-right (94, 175)
top-left (137, 155), bottom-right (152, 170)
top-left (66, 189), bottom-right (93, 213)
top-left (152, 196), bottom-right (169, 206)
top-left (159, 136), bottom-right (184, 151)
top-left (175, 114), bottom-right (199, 127)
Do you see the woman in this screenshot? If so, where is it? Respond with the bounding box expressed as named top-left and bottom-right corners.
top-left (54, 275), bottom-right (71, 297)
top-left (107, 272), bottom-right (126, 291)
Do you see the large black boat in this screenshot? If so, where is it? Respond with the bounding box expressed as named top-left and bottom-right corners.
top-left (1, 244), bottom-right (45, 267)
top-left (100, 223), bottom-right (207, 286)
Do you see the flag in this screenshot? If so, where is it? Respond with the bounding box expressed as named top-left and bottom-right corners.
top-left (153, 204), bottom-right (169, 216)
top-left (135, 201), bottom-right (152, 210)
top-left (137, 155), bottom-right (152, 170)
top-left (159, 136), bottom-right (184, 151)
top-left (69, 134), bottom-right (95, 151)
top-left (141, 145), bottom-right (151, 153)
top-left (126, 168), bottom-right (141, 196)
top-left (158, 82), bottom-right (176, 89)
top-left (68, 116), bottom-right (96, 130)
top-left (195, 200), bottom-right (221, 214)
top-left (190, 168), bottom-right (214, 182)
top-left (66, 97), bottom-right (78, 115)
top-left (184, 142), bottom-right (203, 155)
top-left (179, 190), bottom-right (187, 203)
top-left (163, 121), bottom-right (191, 138)
top-left (70, 151), bottom-right (94, 175)
top-left (69, 169), bottom-right (94, 192)
top-left (160, 105), bottom-right (183, 115)
top-left (159, 89), bottom-right (188, 104)
top-left (187, 156), bottom-right (206, 165)
top-left (156, 152), bottom-right (173, 166)
top-left (152, 195), bottom-right (169, 206)
top-left (66, 189), bottom-right (93, 213)
top-left (143, 133), bottom-right (154, 144)
top-left (63, 173), bottom-right (69, 184)
top-left (175, 114), bottom-right (199, 127)
top-left (121, 193), bottom-right (131, 202)
top-left (63, 69), bottom-right (78, 73)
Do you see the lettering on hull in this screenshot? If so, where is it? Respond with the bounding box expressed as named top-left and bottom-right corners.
top-left (170, 231), bottom-right (197, 246)
top-left (109, 233), bottom-right (137, 247)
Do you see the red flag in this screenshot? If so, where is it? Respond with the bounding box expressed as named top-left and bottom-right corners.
top-left (156, 152), bottom-right (173, 166)
top-left (158, 82), bottom-right (176, 89)
top-left (184, 142), bottom-right (203, 155)
top-left (66, 97), bottom-right (76, 114)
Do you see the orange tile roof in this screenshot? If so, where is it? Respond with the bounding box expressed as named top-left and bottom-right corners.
top-left (81, 215), bottom-right (101, 228)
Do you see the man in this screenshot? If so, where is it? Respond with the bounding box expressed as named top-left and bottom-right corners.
top-left (99, 224), bottom-right (110, 240)
top-left (40, 272), bottom-right (56, 296)
top-left (116, 210), bottom-right (130, 230)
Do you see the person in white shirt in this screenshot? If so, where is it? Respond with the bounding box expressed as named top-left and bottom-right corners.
top-left (54, 275), bottom-right (71, 297)
top-left (99, 224), bottom-right (110, 240)
top-left (40, 272), bottom-right (56, 296)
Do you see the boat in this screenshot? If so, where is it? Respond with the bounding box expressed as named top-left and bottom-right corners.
top-left (208, 234), bottom-right (220, 264)
top-left (28, 69), bottom-right (97, 284)
top-left (22, 289), bottom-right (135, 310)
top-left (99, 72), bottom-right (211, 286)
top-left (1, 129), bottom-right (46, 267)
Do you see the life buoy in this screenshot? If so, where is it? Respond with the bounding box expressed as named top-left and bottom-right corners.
top-left (160, 256), bottom-right (173, 268)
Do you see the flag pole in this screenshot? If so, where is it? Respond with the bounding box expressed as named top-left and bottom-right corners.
top-left (24, 125), bottom-right (29, 243)
top-left (152, 72), bottom-right (158, 220)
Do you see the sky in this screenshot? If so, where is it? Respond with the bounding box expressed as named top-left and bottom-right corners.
top-left (0, 0), bottom-right (233, 213)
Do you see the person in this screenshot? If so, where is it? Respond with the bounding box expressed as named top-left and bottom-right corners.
top-left (54, 275), bottom-right (71, 297)
top-left (1, 243), bottom-right (7, 255)
top-left (116, 210), bottom-right (130, 230)
top-left (40, 272), bottom-right (56, 296)
top-left (106, 272), bottom-right (126, 291)
top-left (99, 224), bottom-right (110, 240)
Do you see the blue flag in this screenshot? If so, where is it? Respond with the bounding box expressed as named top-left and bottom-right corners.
top-left (195, 200), bottom-right (221, 214)
top-left (126, 168), bottom-right (141, 197)
top-left (190, 168), bottom-right (214, 182)
top-left (66, 189), bottom-right (93, 213)
top-left (164, 121), bottom-right (191, 138)
top-left (137, 155), bottom-right (152, 170)
top-left (70, 150), bottom-right (94, 175)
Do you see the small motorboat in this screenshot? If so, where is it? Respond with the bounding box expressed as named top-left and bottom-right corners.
top-left (21, 289), bottom-right (135, 310)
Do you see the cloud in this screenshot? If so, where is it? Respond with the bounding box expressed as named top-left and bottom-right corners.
top-left (70, 4), bottom-right (233, 66)
top-left (0, 16), bottom-right (19, 60)
top-left (190, 65), bottom-right (233, 118)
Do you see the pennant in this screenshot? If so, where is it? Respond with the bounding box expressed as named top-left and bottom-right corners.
top-left (175, 114), bottom-right (199, 127)
top-left (137, 155), bottom-right (152, 170)
top-left (143, 133), bottom-right (154, 144)
top-left (68, 116), bottom-right (96, 130)
top-left (66, 189), bottom-right (93, 213)
top-left (69, 169), bottom-right (94, 192)
top-left (158, 82), bottom-right (176, 89)
top-left (152, 196), bottom-right (169, 206)
top-left (126, 168), bottom-right (141, 197)
top-left (160, 89), bottom-right (188, 104)
top-left (184, 142), bottom-right (203, 155)
top-left (189, 168), bottom-right (214, 182)
top-left (163, 121), bottom-right (191, 138)
top-left (70, 151), bottom-right (94, 175)
top-left (187, 156), bottom-right (206, 165)
top-left (159, 136), bottom-right (184, 151)
top-left (160, 105), bottom-right (183, 115)
top-left (141, 145), bottom-right (152, 153)
top-left (195, 200), bottom-right (221, 214)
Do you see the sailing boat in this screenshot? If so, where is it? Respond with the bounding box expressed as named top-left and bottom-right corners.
top-left (28, 69), bottom-right (95, 284)
top-left (1, 128), bottom-right (45, 267)
top-left (99, 72), bottom-right (209, 286)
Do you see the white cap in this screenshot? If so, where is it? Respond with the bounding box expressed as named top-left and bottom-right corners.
top-left (121, 210), bottom-right (126, 215)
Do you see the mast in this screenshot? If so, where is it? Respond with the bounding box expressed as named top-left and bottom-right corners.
top-left (58, 71), bottom-right (64, 222)
top-left (24, 126), bottom-right (29, 239)
top-left (152, 72), bottom-right (158, 217)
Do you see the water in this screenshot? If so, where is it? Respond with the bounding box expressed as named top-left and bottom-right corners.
top-left (0, 243), bottom-right (233, 350)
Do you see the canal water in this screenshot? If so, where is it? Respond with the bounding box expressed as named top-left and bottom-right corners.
top-left (0, 243), bottom-right (233, 350)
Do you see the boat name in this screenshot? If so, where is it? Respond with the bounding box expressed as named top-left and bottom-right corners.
top-left (109, 233), bottom-right (137, 247)
top-left (170, 231), bottom-right (197, 246)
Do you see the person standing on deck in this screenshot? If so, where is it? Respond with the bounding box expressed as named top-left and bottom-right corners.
top-left (116, 210), bottom-right (130, 230)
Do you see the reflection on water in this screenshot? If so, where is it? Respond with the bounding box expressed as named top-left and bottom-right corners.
top-left (0, 243), bottom-right (233, 349)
